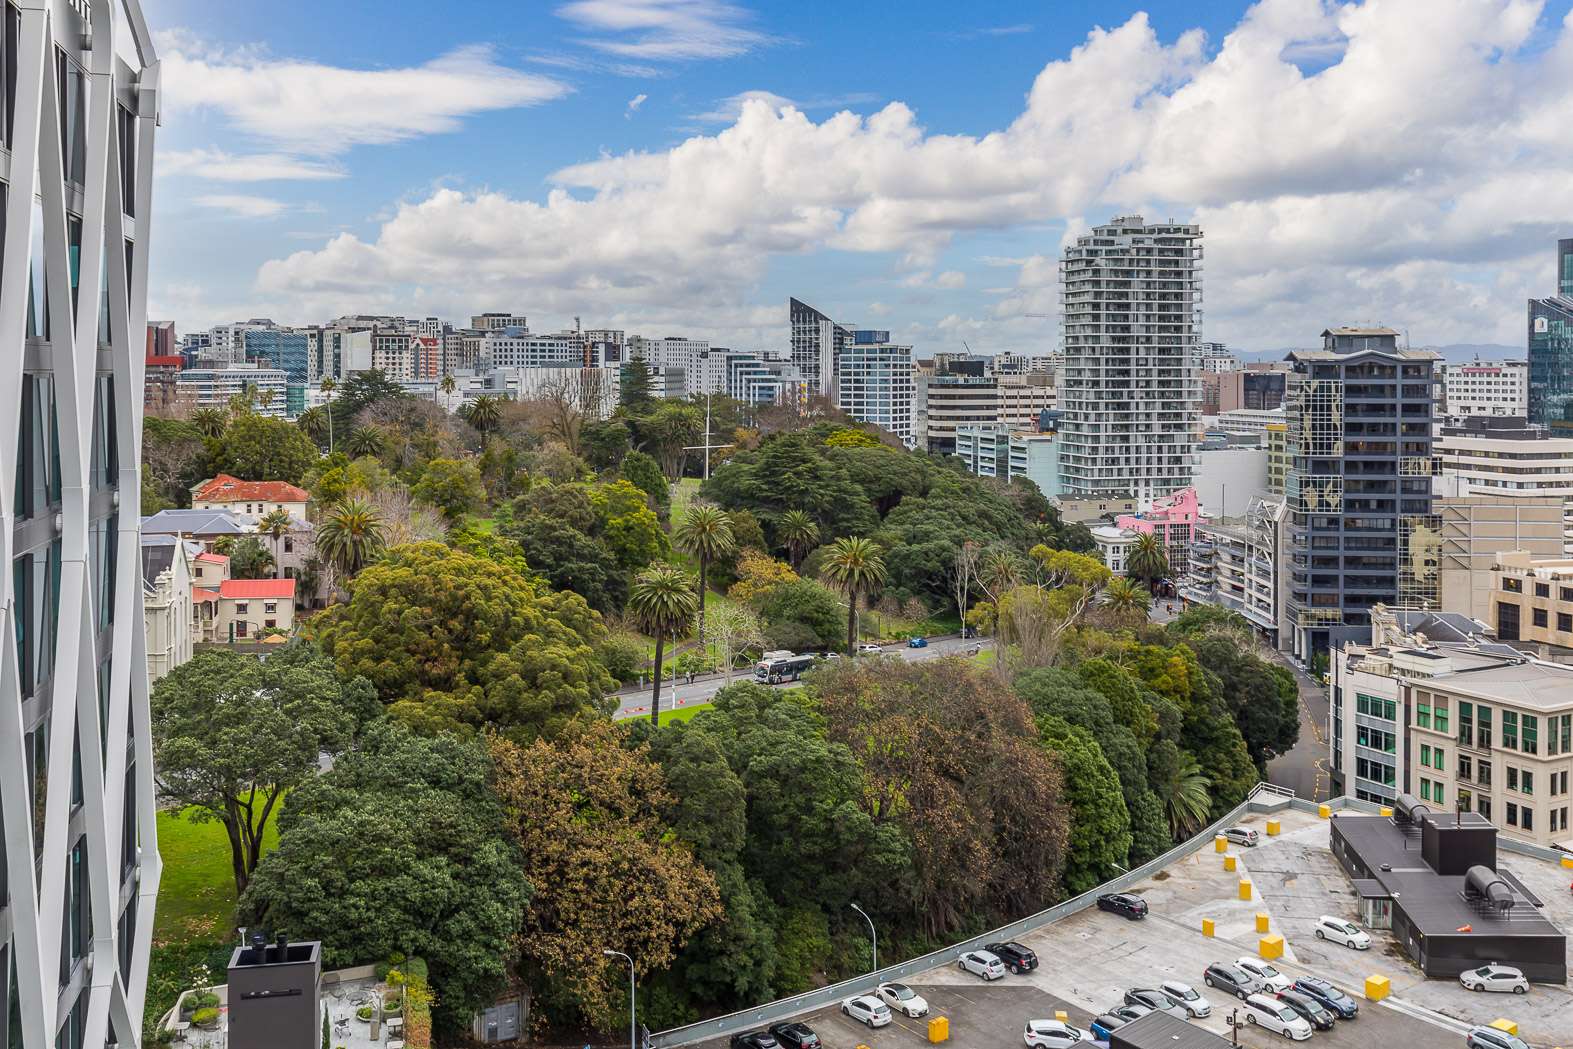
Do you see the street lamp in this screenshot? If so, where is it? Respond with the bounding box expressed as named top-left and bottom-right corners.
top-left (849, 902), bottom-right (877, 973)
top-left (603, 949), bottom-right (636, 1049)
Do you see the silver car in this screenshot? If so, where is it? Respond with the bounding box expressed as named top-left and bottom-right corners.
top-left (957, 949), bottom-right (1006, 980)
top-left (1460, 964), bottom-right (1529, 995)
top-left (1123, 988), bottom-right (1188, 1019)
top-left (1159, 980), bottom-right (1212, 1018)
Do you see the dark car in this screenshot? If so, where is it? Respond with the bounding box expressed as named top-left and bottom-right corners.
top-left (1109, 1004), bottom-right (1153, 1025)
top-left (1096, 892), bottom-right (1149, 920)
top-left (1088, 1014), bottom-right (1129, 1041)
top-left (730, 1032), bottom-right (779, 1049)
top-left (1291, 976), bottom-right (1359, 1019)
top-left (984, 941), bottom-right (1039, 974)
top-left (1275, 990), bottom-right (1336, 1031)
top-left (1202, 962), bottom-right (1259, 1001)
top-left (768, 1022), bottom-right (820, 1049)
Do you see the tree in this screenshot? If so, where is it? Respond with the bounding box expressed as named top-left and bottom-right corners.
top-left (619, 450), bottom-right (669, 513)
top-left (1102, 576), bottom-right (1151, 623)
top-left (328, 370), bottom-right (406, 436)
top-left (490, 722), bottom-right (721, 1029)
top-left (296, 406), bottom-right (330, 447)
top-left (312, 542), bottom-right (613, 740)
top-left (627, 563), bottom-right (698, 725)
top-left (1037, 715), bottom-right (1132, 893)
top-left (1127, 532), bottom-right (1170, 593)
top-left (1150, 740), bottom-right (1213, 838)
top-left (727, 551), bottom-right (798, 605)
top-left (346, 424), bottom-right (385, 460)
top-left (256, 508), bottom-right (294, 577)
top-left (411, 457), bottom-right (486, 525)
top-left (462, 395), bottom-right (503, 437)
top-left (534, 369), bottom-right (613, 455)
top-left (439, 372), bottom-right (457, 406)
top-left (228, 535), bottom-right (276, 580)
top-left (581, 418), bottom-right (632, 470)
top-left (507, 513), bottom-right (626, 614)
top-left (823, 537), bottom-right (887, 656)
top-left (319, 376), bottom-right (337, 454)
top-left (777, 509), bottom-right (819, 570)
top-left (191, 407), bottom-right (227, 439)
top-left (212, 413), bottom-right (320, 485)
top-left (619, 358), bottom-right (657, 414)
top-left (701, 602), bottom-right (765, 684)
top-left (241, 722), bottom-right (526, 1034)
top-left (316, 498), bottom-right (387, 577)
top-left (150, 643), bottom-right (358, 896)
top-left (641, 401), bottom-right (703, 479)
top-left (822, 428), bottom-right (881, 449)
top-left (673, 502), bottom-right (735, 643)
top-left (756, 579), bottom-right (844, 651)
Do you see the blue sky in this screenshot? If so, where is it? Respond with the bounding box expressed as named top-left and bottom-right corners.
top-left (144, 0), bottom-right (1573, 353)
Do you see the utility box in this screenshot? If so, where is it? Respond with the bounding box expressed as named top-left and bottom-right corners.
top-left (1364, 974), bottom-right (1390, 1001)
top-left (1259, 934), bottom-right (1284, 960)
top-left (927, 1016), bottom-right (949, 1043)
top-left (227, 936), bottom-right (322, 1049)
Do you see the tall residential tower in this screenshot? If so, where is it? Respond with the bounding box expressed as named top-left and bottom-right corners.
top-left (2, 3), bottom-right (161, 1047)
top-left (1528, 238), bottom-right (1573, 435)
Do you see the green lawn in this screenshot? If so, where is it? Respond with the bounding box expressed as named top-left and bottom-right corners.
top-left (669, 477), bottom-right (702, 522)
top-left (658, 701), bottom-right (714, 725)
top-left (154, 804), bottom-right (281, 944)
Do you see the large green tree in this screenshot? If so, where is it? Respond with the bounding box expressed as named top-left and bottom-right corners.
top-left (673, 502), bottom-right (735, 642)
top-left (822, 536), bottom-right (886, 655)
top-left (316, 497), bottom-right (387, 577)
top-left (212, 413), bottom-right (320, 485)
top-left (619, 450), bottom-right (669, 513)
top-left (507, 512), bottom-right (626, 614)
top-left (626, 562), bottom-right (698, 725)
top-left (1037, 715), bottom-right (1132, 893)
top-left (412, 457), bottom-right (486, 525)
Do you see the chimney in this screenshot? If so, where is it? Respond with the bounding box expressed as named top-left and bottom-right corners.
top-left (273, 933), bottom-right (288, 963)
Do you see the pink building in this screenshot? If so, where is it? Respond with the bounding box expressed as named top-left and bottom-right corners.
top-left (1116, 487), bottom-right (1205, 577)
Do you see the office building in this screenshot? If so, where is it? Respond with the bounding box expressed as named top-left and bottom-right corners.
top-left (1211, 406), bottom-right (1286, 437)
top-left (955, 425), bottom-right (1063, 497)
top-left (481, 328), bottom-right (587, 371)
top-left (176, 364), bottom-right (288, 417)
top-left (918, 359), bottom-right (997, 455)
top-left (1528, 239), bottom-right (1573, 434)
top-left (1059, 216), bottom-right (1202, 502)
top-left (1489, 551), bottom-right (1573, 659)
top-left (1183, 496), bottom-right (1287, 646)
top-left (241, 328), bottom-right (308, 416)
top-left (836, 330), bottom-right (915, 444)
top-left (1265, 422), bottom-right (1287, 494)
top-left (789, 297), bottom-right (849, 397)
top-left (1193, 443), bottom-right (1269, 518)
top-left (471, 312), bottom-right (529, 332)
top-left (1435, 417), bottom-right (1573, 554)
top-left (1435, 495), bottom-right (1566, 625)
top-left (142, 354), bottom-right (190, 415)
top-left (1443, 359), bottom-right (1528, 419)
top-left (1198, 341), bottom-right (1239, 373)
top-left (1, 2), bottom-right (161, 1046)
top-left (145, 321), bottom-right (175, 359)
top-left (1284, 328), bottom-right (1440, 662)
top-left (996, 373), bottom-right (1056, 431)
top-left (1218, 368), bottom-right (1288, 412)
top-left (1091, 526), bottom-right (1140, 574)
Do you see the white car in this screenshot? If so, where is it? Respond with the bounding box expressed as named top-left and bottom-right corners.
top-left (1222, 826), bottom-right (1260, 847)
top-left (1234, 956), bottom-right (1292, 993)
top-left (1023, 1019), bottom-right (1092, 1048)
top-left (957, 949), bottom-right (1007, 980)
top-left (840, 996), bottom-right (891, 1028)
top-left (1460, 963), bottom-right (1529, 995)
top-left (1314, 914), bottom-right (1372, 950)
top-left (858, 643), bottom-right (883, 654)
top-left (876, 982), bottom-right (930, 1017)
top-left (1159, 980), bottom-right (1212, 1018)
top-left (1239, 994), bottom-right (1312, 1041)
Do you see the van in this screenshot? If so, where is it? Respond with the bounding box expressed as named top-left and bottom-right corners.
top-left (1223, 826), bottom-right (1260, 847)
top-left (1241, 994), bottom-right (1312, 1041)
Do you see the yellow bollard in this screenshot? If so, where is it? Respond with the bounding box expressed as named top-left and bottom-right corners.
top-left (1215, 835), bottom-right (1228, 853)
top-left (1202, 918), bottom-right (1215, 937)
top-left (1256, 912), bottom-right (1270, 934)
top-left (1054, 1011), bottom-right (1068, 1023)
top-left (1239, 879), bottom-right (1253, 901)
top-left (1318, 803), bottom-right (1331, 819)
top-left (1561, 855), bottom-right (1573, 870)
top-left (1380, 806), bottom-right (1393, 818)
top-left (1490, 1019), bottom-right (1519, 1037)
top-left (1266, 819), bottom-right (1281, 836)
top-left (1224, 854), bottom-right (1238, 872)
top-left (1259, 934), bottom-right (1284, 960)
top-left (1364, 975), bottom-right (1390, 1001)
top-left (927, 1017), bottom-right (949, 1044)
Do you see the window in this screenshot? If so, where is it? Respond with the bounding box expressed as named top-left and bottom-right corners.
top-left (1459, 754), bottom-right (1472, 780)
top-left (1506, 802), bottom-right (1518, 826)
top-left (1508, 767), bottom-right (1519, 791)
top-left (1458, 788), bottom-right (1473, 812)
top-left (1417, 702), bottom-right (1431, 729)
top-left (1524, 715), bottom-right (1538, 755)
top-left (1534, 608), bottom-right (1548, 628)
top-left (263, 601), bottom-right (277, 614)
top-left (1432, 745), bottom-right (1445, 770)
top-left (1479, 759), bottom-right (1493, 787)
top-left (1479, 796), bottom-right (1493, 820)
top-left (1421, 744), bottom-right (1432, 768)
top-left (1434, 783), bottom-right (1444, 806)
top-left (1459, 701), bottom-right (1473, 746)
top-left (1522, 807), bottom-right (1533, 831)
top-left (1504, 577), bottom-right (1523, 592)
top-left (1433, 700), bottom-right (1449, 735)
top-left (1524, 771), bottom-right (1534, 795)
top-left (1560, 612), bottom-right (1572, 633)
top-left (1537, 582), bottom-right (1551, 597)
top-left (1420, 778), bottom-right (1431, 802)
top-left (235, 601), bottom-right (248, 615)
top-left (1479, 705), bottom-right (1494, 748)
top-left (1502, 710), bottom-right (1518, 750)
top-left (1562, 771), bottom-right (1570, 795)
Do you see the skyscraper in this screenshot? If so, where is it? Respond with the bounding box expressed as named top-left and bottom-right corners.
top-left (1058, 216), bottom-right (1202, 503)
top-left (2, 4), bottom-right (160, 1047)
top-left (837, 330), bottom-right (915, 444)
top-left (1527, 238), bottom-right (1573, 434)
top-left (789, 297), bottom-right (848, 397)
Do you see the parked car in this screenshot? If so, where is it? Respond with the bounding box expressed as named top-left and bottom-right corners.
top-left (876, 982), bottom-right (930, 1018)
top-left (1096, 892), bottom-right (1149, 919)
top-left (1235, 956), bottom-right (1293, 993)
top-left (858, 643), bottom-right (883, 654)
top-left (767, 1022), bottom-right (820, 1049)
top-left (1315, 915), bottom-right (1372, 950)
top-left (907, 636), bottom-right (928, 648)
top-left (1290, 976), bottom-right (1359, 1019)
top-left (1108, 1004), bottom-right (1153, 1026)
top-left (730, 1032), bottom-right (779, 1049)
top-left (1240, 994), bottom-right (1313, 1041)
top-left (841, 996), bottom-right (892, 1028)
top-left (1088, 1014), bottom-right (1129, 1042)
top-left (1159, 980), bottom-right (1212, 1018)
top-left (1124, 988), bottom-right (1188, 1019)
top-left (1460, 964), bottom-right (1529, 995)
top-left (1222, 826), bottom-right (1260, 847)
top-left (1467, 1026), bottom-right (1531, 1049)
top-left (1203, 962), bottom-right (1262, 1001)
top-left (985, 941), bottom-right (1039, 974)
top-left (957, 950), bottom-right (1007, 980)
top-left (1023, 1019), bottom-right (1091, 1048)
top-left (1275, 990), bottom-right (1336, 1031)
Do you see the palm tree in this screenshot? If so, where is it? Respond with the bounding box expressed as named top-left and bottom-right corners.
top-left (297, 406), bottom-right (329, 446)
top-left (980, 547), bottom-right (1021, 600)
top-left (1102, 576), bottom-right (1151, 621)
top-left (778, 509), bottom-right (819, 569)
top-left (256, 509), bottom-right (294, 578)
top-left (626, 563), bottom-right (698, 726)
top-left (1126, 532), bottom-right (1170, 594)
top-left (191, 407), bottom-right (227, 439)
top-left (316, 498), bottom-right (386, 577)
top-left (438, 373), bottom-right (456, 407)
top-left (463, 395), bottom-right (502, 437)
top-left (823, 536), bottom-right (887, 656)
top-left (346, 425), bottom-right (384, 460)
top-left (257, 387), bottom-right (277, 413)
top-left (320, 376), bottom-right (337, 454)
top-left (1162, 757), bottom-right (1213, 838)
top-left (673, 502), bottom-right (735, 644)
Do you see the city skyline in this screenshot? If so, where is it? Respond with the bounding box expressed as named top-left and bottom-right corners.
top-left (146, 0), bottom-right (1573, 354)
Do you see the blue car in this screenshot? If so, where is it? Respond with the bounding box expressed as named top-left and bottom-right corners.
top-left (1089, 1014), bottom-right (1128, 1041)
top-left (907, 636), bottom-right (928, 648)
top-left (1290, 977), bottom-right (1358, 1019)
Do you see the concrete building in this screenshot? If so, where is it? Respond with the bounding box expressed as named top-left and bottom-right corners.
top-left (1266, 422), bottom-right (1287, 494)
top-left (1198, 341), bottom-right (1239, 373)
top-left (1183, 497), bottom-right (1289, 648)
top-left (837, 331), bottom-right (915, 444)
top-left (1443, 359), bottom-right (1528, 419)
top-left (996, 373), bottom-right (1056, 431)
top-left (1117, 487), bottom-right (1205, 577)
top-left (1091, 526), bottom-right (1139, 574)
top-left (471, 312), bottom-right (530, 332)
top-left (789, 296), bottom-right (848, 397)
top-left (1212, 406), bottom-right (1286, 437)
top-left (176, 364), bottom-right (288, 417)
top-left (1054, 494), bottom-right (1142, 525)
top-left (191, 476), bottom-right (310, 525)
top-left (141, 536), bottom-right (195, 684)
top-left (1059, 216), bottom-right (1202, 502)
top-left (1435, 416), bottom-right (1573, 554)
top-left (1284, 328), bottom-right (1440, 662)
top-left (142, 353), bottom-right (191, 415)
top-left (1527, 239), bottom-right (1573, 435)
top-left (509, 366), bottom-right (621, 420)
top-left (1, 2), bottom-right (162, 1045)
top-left (480, 328), bottom-right (587, 370)
top-left (918, 370), bottom-right (997, 454)
top-left (146, 321), bottom-right (176, 358)
top-left (1193, 443), bottom-right (1268, 518)
top-left (955, 425), bottom-right (1063, 497)
top-left (1489, 551), bottom-right (1573, 659)
top-left (1436, 495), bottom-right (1566, 625)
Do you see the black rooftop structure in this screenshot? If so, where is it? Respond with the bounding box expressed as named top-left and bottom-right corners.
top-left (1110, 1010), bottom-right (1233, 1049)
top-left (1329, 812), bottom-right (1566, 982)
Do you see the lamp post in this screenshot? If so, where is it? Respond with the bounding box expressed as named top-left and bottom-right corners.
top-left (603, 949), bottom-right (635, 1049)
top-left (849, 902), bottom-right (877, 973)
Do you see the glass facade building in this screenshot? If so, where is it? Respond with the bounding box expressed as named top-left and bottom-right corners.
top-left (1527, 241), bottom-right (1573, 435)
top-left (241, 329), bottom-right (308, 417)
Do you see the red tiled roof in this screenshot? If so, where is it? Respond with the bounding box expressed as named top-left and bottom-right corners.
top-left (194, 474), bottom-right (310, 504)
top-left (219, 579), bottom-right (296, 600)
top-left (146, 355), bottom-right (184, 367)
top-left (192, 587), bottom-right (220, 602)
top-left (195, 552), bottom-right (229, 564)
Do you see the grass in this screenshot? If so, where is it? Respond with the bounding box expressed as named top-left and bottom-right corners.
top-left (669, 477), bottom-right (702, 522)
top-left (658, 701), bottom-right (714, 725)
top-left (154, 804), bottom-right (282, 944)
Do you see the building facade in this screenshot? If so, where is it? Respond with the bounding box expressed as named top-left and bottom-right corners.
top-left (789, 296), bottom-right (847, 397)
top-left (836, 331), bottom-right (914, 444)
top-left (175, 364), bottom-right (287, 417)
top-left (918, 373), bottom-right (997, 455)
top-left (1116, 487), bottom-right (1205, 578)
top-left (1436, 496), bottom-right (1566, 626)
top-left (1059, 215), bottom-right (1202, 502)
top-left (1, 3), bottom-right (162, 1046)
top-left (1442, 359), bottom-right (1528, 419)
top-left (996, 373), bottom-right (1056, 431)
top-left (1489, 551), bottom-right (1573, 659)
top-left (1435, 417), bottom-right (1573, 554)
top-left (140, 536), bottom-right (193, 684)
top-left (1528, 239), bottom-right (1573, 435)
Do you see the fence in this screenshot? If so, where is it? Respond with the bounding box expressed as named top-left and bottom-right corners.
top-left (651, 782), bottom-right (1321, 1047)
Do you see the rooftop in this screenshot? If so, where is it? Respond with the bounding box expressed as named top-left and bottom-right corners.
top-left (218, 579), bottom-right (296, 600)
top-left (193, 474), bottom-right (311, 504)
top-left (142, 509), bottom-right (249, 536)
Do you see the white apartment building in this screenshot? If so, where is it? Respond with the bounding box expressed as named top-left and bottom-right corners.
top-left (997, 374), bottom-right (1057, 431)
top-left (1199, 341), bottom-right (1240, 373)
top-left (1435, 419), bottom-right (1573, 553)
top-left (989, 352), bottom-right (1059, 376)
top-left (205, 318), bottom-right (281, 365)
top-left (471, 312), bottom-right (530, 331)
top-left (955, 426), bottom-right (1063, 497)
top-left (482, 329), bottom-right (587, 370)
top-left (1092, 526), bottom-right (1140, 573)
top-left (1211, 407), bottom-right (1287, 437)
top-left (509, 366), bottom-right (621, 420)
top-left (141, 536), bottom-right (195, 683)
top-left (1060, 216), bottom-right (1202, 502)
top-left (1442, 360), bottom-right (1529, 419)
top-left (837, 335), bottom-right (915, 444)
top-left (177, 364), bottom-right (289, 417)
top-left (1182, 496), bottom-right (1286, 645)
top-left (919, 374), bottom-right (998, 454)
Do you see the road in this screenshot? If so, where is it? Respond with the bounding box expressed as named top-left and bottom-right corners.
top-left (611, 634), bottom-right (986, 720)
top-left (1264, 653), bottom-right (1332, 802)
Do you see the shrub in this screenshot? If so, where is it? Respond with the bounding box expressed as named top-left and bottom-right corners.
top-left (191, 991), bottom-right (220, 1010)
top-left (191, 1008), bottom-right (219, 1028)
top-left (356, 1005), bottom-right (373, 1022)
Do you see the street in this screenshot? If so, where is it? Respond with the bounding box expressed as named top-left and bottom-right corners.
top-left (1264, 654), bottom-right (1332, 802)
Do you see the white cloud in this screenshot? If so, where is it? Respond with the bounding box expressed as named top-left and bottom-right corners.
top-left (160, 40), bottom-right (570, 153)
top-left (194, 194), bottom-right (289, 219)
top-left (557, 0), bottom-right (770, 61)
top-left (690, 89), bottom-right (882, 124)
top-left (254, 1), bottom-right (1573, 349)
top-left (159, 148), bottom-right (345, 181)
top-left (934, 270), bottom-right (966, 289)
top-left (625, 92), bottom-right (649, 118)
